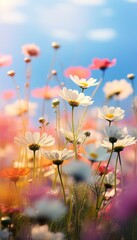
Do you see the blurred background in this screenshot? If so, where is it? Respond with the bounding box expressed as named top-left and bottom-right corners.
top-left (0, 0), bottom-right (137, 110)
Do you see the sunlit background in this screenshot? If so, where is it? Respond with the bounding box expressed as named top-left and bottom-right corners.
top-left (0, 0), bottom-right (137, 111)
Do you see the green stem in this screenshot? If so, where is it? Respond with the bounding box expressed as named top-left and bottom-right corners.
top-left (114, 153), bottom-right (119, 195)
top-left (72, 107), bottom-right (77, 160)
top-left (96, 145), bottom-right (114, 214)
top-left (91, 70), bottom-right (105, 99)
top-left (118, 152), bottom-right (123, 189)
top-left (33, 150), bottom-right (36, 181)
top-left (56, 104), bottom-right (61, 150)
top-left (57, 165), bottom-right (67, 205)
top-left (77, 71), bottom-right (105, 136)
top-left (96, 161), bottom-right (102, 173)
top-left (74, 185), bottom-right (80, 240)
top-left (100, 144), bottom-right (114, 189)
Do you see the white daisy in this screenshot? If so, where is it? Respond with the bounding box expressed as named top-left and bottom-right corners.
top-left (59, 87), bottom-right (93, 107)
top-left (42, 149), bottom-right (74, 165)
top-left (102, 136), bottom-right (136, 152)
top-left (85, 145), bottom-right (109, 162)
top-left (103, 172), bottom-right (120, 189)
top-left (14, 132), bottom-right (55, 151)
top-left (60, 128), bottom-right (87, 144)
top-left (70, 75), bottom-right (98, 89)
top-left (24, 198), bottom-right (66, 220)
top-left (103, 79), bottom-right (133, 100)
top-left (4, 99), bottom-right (37, 116)
top-left (97, 106), bottom-right (125, 122)
top-left (105, 126), bottom-right (128, 144)
top-left (63, 160), bottom-right (91, 183)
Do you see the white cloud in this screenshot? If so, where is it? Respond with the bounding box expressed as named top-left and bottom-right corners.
top-left (51, 29), bottom-right (77, 41)
top-left (69, 0), bottom-right (106, 6)
top-left (0, 0), bottom-right (27, 24)
top-left (87, 28), bottom-right (117, 41)
top-left (35, 3), bottom-right (90, 39)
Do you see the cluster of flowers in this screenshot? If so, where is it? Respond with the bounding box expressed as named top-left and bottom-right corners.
top-left (0, 42), bottom-right (137, 240)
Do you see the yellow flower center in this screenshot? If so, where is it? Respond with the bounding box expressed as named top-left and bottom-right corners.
top-left (105, 113), bottom-right (114, 119)
top-left (90, 152), bottom-right (98, 159)
top-left (80, 82), bottom-right (89, 88)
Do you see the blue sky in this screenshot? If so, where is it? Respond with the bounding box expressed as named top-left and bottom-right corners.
top-left (0, 0), bottom-right (137, 110)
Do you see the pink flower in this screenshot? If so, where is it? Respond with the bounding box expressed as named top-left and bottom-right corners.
top-left (89, 58), bottom-right (116, 70)
top-left (22, 43), bottom-right (40, 57)
top-left (0, 114), bottom-right (19, 146)
top-left (31, 86), bottom-right (60, 99)
top-left (1, 90), bottom-right (16, 100)
top-left (64, 66), bottom-right (91, 78)
top-left (0, 54), bottom-right (12, 67)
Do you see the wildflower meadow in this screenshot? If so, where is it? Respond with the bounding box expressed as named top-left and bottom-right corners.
top-left (0, 42), bottom-right (137, 240)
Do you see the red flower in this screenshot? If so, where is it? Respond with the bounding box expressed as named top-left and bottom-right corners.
top-left (22, 43), bottom-right (40, 57)
top-left (89, 58), bottom-right (116, 71)
top-left (0, 167), bottom-right (30, 182)
top-left (93, 163), bottom-right (113, 175)
top-left (64, 66), bottom-right (91, 78)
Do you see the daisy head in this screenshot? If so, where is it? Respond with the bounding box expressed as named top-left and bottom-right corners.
top-left (104, 125), bottom-right (128, 144)
top-left (103, 172), bottom-right (120, 189)
top-left (97, 106), bottom-right (125, 123)
top-left (14, 132), bottom-right (55, 152)
top-left (85, 145), bottom-right (109, 162)
top-left (103, 79), bottom-right (133, 100)
top-left (63, 160), bottom-right (91, 183)
top-left (70, 75), bottom-right (98, 90)
top-left (42, 149), bottom-right (74, 165)
top-left (60, 128), bottom-right (87, 145)
top-left (102, 135), bottom-right (136, 152)
top-left (59, 87), bottom-right (93, 107)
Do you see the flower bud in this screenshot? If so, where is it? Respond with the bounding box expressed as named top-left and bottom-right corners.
top-left (52, 98), bottom-right (60, 108)
top-left (24, 57), bottom-right (31, 63)
top-left (51, 42), bottom-right (60, 49)
top-left (7, 70), bottom-right (15, 77)
top-left (127, 73), bottom-right (135, 80)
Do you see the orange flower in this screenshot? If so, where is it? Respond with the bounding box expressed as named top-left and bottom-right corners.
top-left (64, 66), bottom-right (91, 79)
top-left (31, 86), bottom-right (60, 99)
top-left (0, 167), bottom-right (30, 182)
